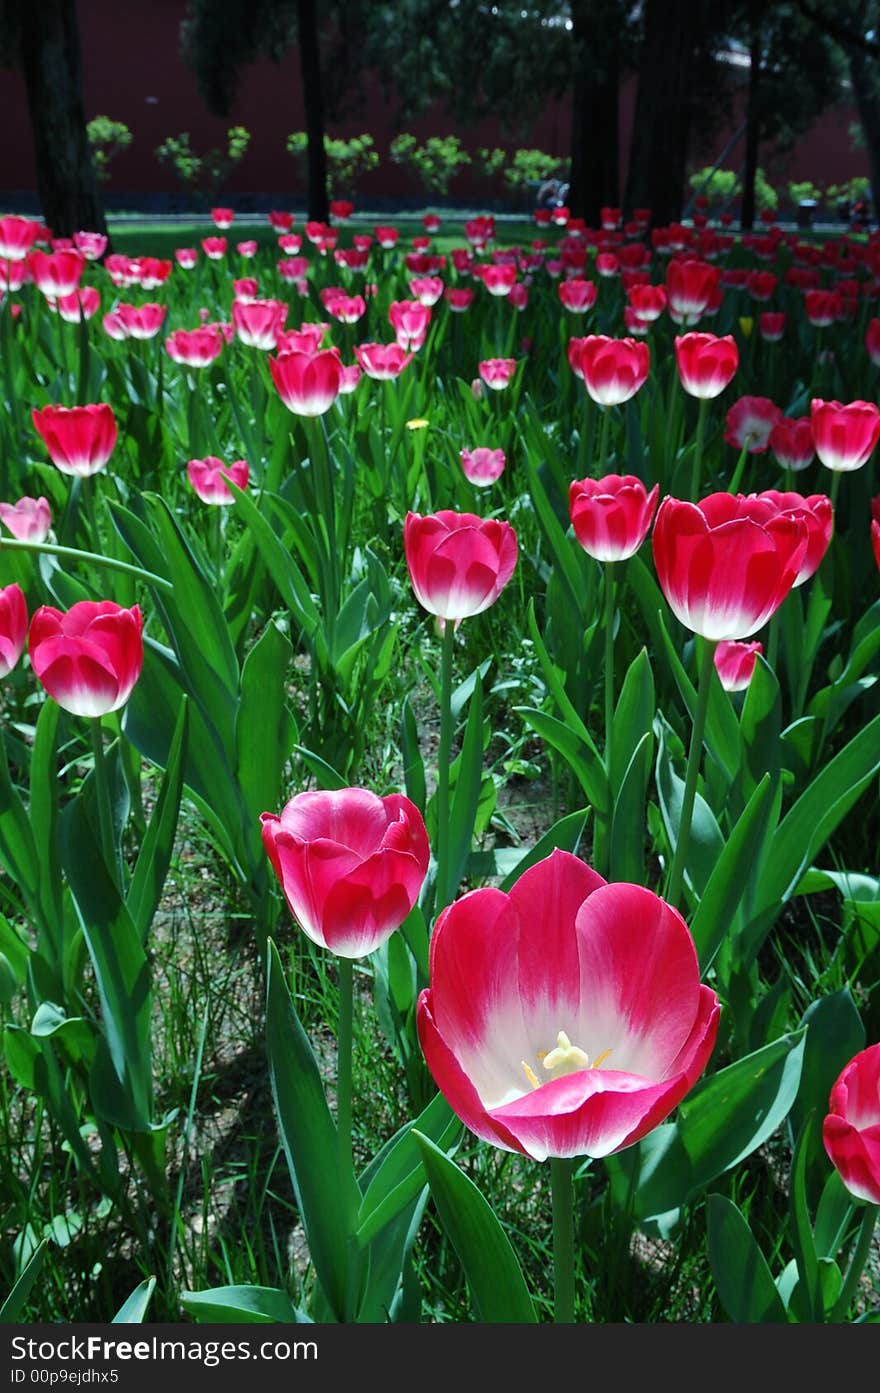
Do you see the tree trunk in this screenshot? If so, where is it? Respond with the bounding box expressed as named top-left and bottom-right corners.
top-left (847, 21), bottom-right (880, 224)
top-left (624, 0), bottom-right (695, 226)
top-left (296, 0), bottom-right (328, 222)
top-left (568, 0), bottom-right (620, 224)
top-left (739, 17), bottom-right (762, 230)
top-left (17, 0), bottom-right (106, 239)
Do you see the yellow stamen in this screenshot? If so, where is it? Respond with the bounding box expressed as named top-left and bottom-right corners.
top-left (592, 1048), bottom-right (613, 1069)
top-left (521, 1060), bottom-right (541, 1090)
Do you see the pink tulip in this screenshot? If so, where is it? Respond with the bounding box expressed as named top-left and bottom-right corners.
top-left (232, 298), bottom-right (288, 349)
top-left (175, 248), bottom-right (198, 269)
top-left (626, 284), bottom-right (667, 322)
top-left (665, 258), bottom-right (720, 324)
top-left (275, 323), bottom-right (328, 355)
top-left (388, 300), bottom-right (431, 351)
top-left (338, 363), bottom-right (361, 395)
top-left (578, 335), bottom-right (650, 406)
top-left (674, 332), bottom-right (739, 399)
top-left (187, 456), bottom-right (249, 506)
top-left (0, 215), bottom-right (42, 261)
top-left (165, 326), bottom-right (225, 368)
top-left (269, 348), bottom-right (342, 416)
top-left (404, 510), bottom-right (518, 625)
top-left (237, 240), bottom-right (258, 258)
top-left (417, 849), bottom-right (720, 1160)
top-left (558, 279), bottom-right (598, 314)
top-left (201, 236), bottom-right (227, 260)
top-left (0, 495), bottom-right (51, 543)
top-left (478, 358), bottom-right (517, 391)
top-left (753, 490), bottom-right (833, 586)
top-left (724, 396), bottom-right (783, 453)
top-left (410, 276), bottom-right (444, 306)
top-left (27, 248), bottom-right (85, 300)
top-left (28, 600), bottom-right (144, 717)
top-left (460, 447), bottom-right (506, 487)
top-left (32, 403), bottom-right (117, 477)
top-left (652, 492), bottom-right (809, 640)
top-left (54, 286), bottom-right (100, 323)
top-left (445, 287), bottom-right (474, 313)
top-left (324, 292), bottom-right (366, 325)
top-left (713, 640), bottom-right (763, 692)
top-left (261, 787), bottom-right (430, 959)
top-left (769, 416), bottom-right (815, 473)
top-left (872, 497), bottom-right (880, 572)
top-left (269, 211), bottom-right (295, 232)
top-left (811, 398), bottom-right (880, 473)
top-left (211, 207), bottom-right (235, 228)
top-left (569, 475), bottom-right (659, 561)
top-left (354, 342), bottom-right (414, 381)
top-left (480, 264), bottom-right (518, 297)
top-left (823, 1043), bottom-right (880, 1204)
top-left (0, 584), bottom-right (28, 678)
top-left (116, 302), bottom-right (167, 340)
top-left (128, 256), bottom-right (172, 290)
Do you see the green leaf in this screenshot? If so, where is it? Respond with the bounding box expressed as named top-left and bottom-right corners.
top-left (180, 1285), bottom-right (310, 1324)
top-left (788, 990), bottom-right (865, 1162)
top-left (127, 697), bottom-right (189, 943)
top-left (0, 1237), bottom-right (51, 1322)
top-left (610, 731), bottom-right (653, 884)
top-left (789, 1119), bottom-right (821, 1321)
top-left (412, 1130), bottom-right (537, 1323)
top-left (112, 1276), bottom-right (157, 1323)
top-left (227, 481), bottom-right (322, 650)
top-left (516, 707), bottom-right (610, 818)
top-left (706, 1195), bottom-right (788, 1322)
top-left (739, 656), bottom-right (781, 797)
top-left (235, 620), bottom-right (293, 865)
top-left (0, 728), bottom-right (40, 921)
top-left (655, 713), bottom-right (724, 900)
top-left (689, 773), bottom-right (777, 972)
top-left (265, 939), bottom-right (361, 1321)
top-left (610, 648), bottom-right (654, 798)
top-left (357, 1092), bottom-right (461, 1247)
top-left (499, 808), bottom-right (591, 892)
top-left (401, 695), bottom-right (426, 815)
top-left (655, 614), bottom-right (740, 788)
top-left (29, 699), bottom-right (64, 938)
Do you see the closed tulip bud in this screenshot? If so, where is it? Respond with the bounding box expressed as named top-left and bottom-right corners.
top-left (823, 1044), bottom-right (880, 1204)
top-left (187, 456), bottom-right (250, 505)
top-left (811, 398), bottom-right (880, 473)
top-left (261, 787), bottom-right (430, 959)
top-left (674, 332), bottom-right (739, 399)
top-left (175, 247), bottom-right (198, 269)
top-left (478, 357), bottom-right (517, 391)
top-left (27, 248), bottom-right (85, 299)
top-left (558, 278), bottom-right (598, 313)
top-left (665, 258), bottom-right (720, 324)
top-left (0, 495), bottom-right (51, 543)
top-left (201, 237), bottom-right (227, 260)
top-left (211, 207), bottom-right (234, 228)
top-left (404, 509), bottom-right (518, 625)
top-left (460, 447), bottom-right (506, 487)
top-left (232, 298), bottom-right (288, 349)
top-left (578, 335), bottom-right (650, 406)
top-left (73, 231), bottom-right (108, 261)
top-left (759, 312), bottom-right (786, 342)
top-left (0, 215), bottom-right (42, 261)
top-left (769, 416), bottom-right (815, 473)
top-left (713, 640), bottom-right (763, 692)
top-left (269, 348), bottom-right (342, 415)
top-left (32, 403), bottom-right (117, 477)
top-left (353, 342), bottom-right (414, 381)
top-left (388, 300), bottom-right (432, 350)
top-left (569, 474), bottom-right (659, 561)
top-left (28, 600), bottom-right (144, 717)
top-left (0, 584), bottom-right (28, 678)
top-left (116, 302), bottom-right (167, 340)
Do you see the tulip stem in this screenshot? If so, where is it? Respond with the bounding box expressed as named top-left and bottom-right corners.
top-left (550, 1157), bottom-right (576, 1323)
top-left (597, 561), bottom-right (617, 880)
top-left (689, 398), bottom-right (709, 501)
top-left (831, 1204), bottom-right (877, 1322)
top-left (434, 618), bottom-right (457, 919)
top-left (666, 637), bottom-right (717, 911)
top-left (598, 406), bottom-right (612, 476)
top-left (336, 956), bottom-right (355, 1183)
top-left (728, 442), bottom-right (750, 496)
top-left (0, 538), bottom-right (174, 593)
top-left (90, 720), bottom-right (120, 891)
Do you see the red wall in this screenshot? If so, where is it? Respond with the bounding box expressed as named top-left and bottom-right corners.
top-left (0, 0), bottom-right (869, 207)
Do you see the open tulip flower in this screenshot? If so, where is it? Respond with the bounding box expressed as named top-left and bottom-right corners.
top-left (569, 475), bottom-right (659, 561)
top-left (652, 492), bottom-right (808, 641)
top-left (32, 403), bottom-right (117, 477)
top-left (810, 398), bottom-right (880, 473)
top-left (823, 1043), bottom-right (880, 1205)
top-left (187, 456), bottom-right (249, 506)
top-left (260, 787), bottom-right (430, 959)
top-left (460, 447), bottom-right (506, 487)
top-left (417, 849), bottom-right (720, 1161)
top-left (724, 396), bottom-right (783, 454)
top-left (0, 495), bottom-right (51, 543)
top-left (404, 510), bottom-right (518, 626)
top-left (28, 600), bottom-right (144, 717)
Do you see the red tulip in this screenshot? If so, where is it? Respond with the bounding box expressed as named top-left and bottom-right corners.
top-left (338, 363), bottom-right (361, 395)
top-left (116, 302), bottom-right (167, 340)
top-left (329, 199), bottom-right (355, 223)
top-left (465, 216), bottom-right (495, 248)
top-left (623, 307), bottom-right (650, 336)
top-left (275, 322), bottom-right (328, 356)
top-left (478, 358), bottom-right (517, 392)
top-left (389, 300), bottom-right (432, 351)
top-left (674, 332), bottom-right (739, 399)
top-left (28, 601), bottom-right (144, 717)
top-left (460, 447), bottom-right (506, 487)
top-left (865, 318), bottom-right (880, 366)
top-left (811, 398), bottom-right (880, 473)
top-left (54, 286), bottom-right (100, 323)
top-left (759, 312), bottom-right (786, 342)
top-left (0, 215), bottom-right (42, 261)
top-left (404, 509), bottom-right (518, 625)
top-left (652, 492), bottom-right (809, 640)
top-left (569, 474), bottom-right (659, 562)
top-left (0, 258), bottom-right (27, 293)
top-left (0, 495), bottom-right (51, 543)
top-left (261, 787), bottom-right (430, 959)
top-left (754, 490), bottom-right (833, 585)
top-left (26, 248), bottom-right (85, 300)
top-left (445, 287), bottom-right (474, 313)
top-left (626, 283), bottom-right (667, 322)
top-left (416, 849), bottom-right (720, 1161)
top-left (186, 456), bottom-right (249, 505)
top-left (201, 236), bottom-right (227, 260)
top-left (165, 326), bottom-right (225, 368)
top-left (724, 396), bottom-right (783, 453)
top-left (577, 335), bottom-right (650, 407)
top-left (353, 342), bottom-right (414, 381)
top-left (769, 416), bottom-right (815, 473)
top-left (479, 264), bottom-right (518, 297)
top-left (804, 289), bottom-right (841, 326)
top-left (423, 213), bottom-right (441, 234)
top-left (269, 211), bottom-right (295, 232)
top-left (129, 256), bottom-right (172, 290)
top-left (175, 247), bottom-right (198, 269)
top-left (375, 226), bottom-right (399, 249)
top-left (232, 298), bottom-right (288, 349)
top-left (73, 231), bottom-right (108, 261)
top-left (269, 348), bottom-right (342, 416)
top-left (404, 276), bottom-right (441, 307)
top-left (0, 584), bottom-right (28, 678)
top-left (211, 207), bottom-right (234, 228)
top-left (823, 1043), bottom-right (880, 1204)
top-left (665, 258), bottom-right (720, 324)
top-left (558, 279), bottom-right (598, 314)
top-left (32, 403), bottom-right (117, 478)
top-left (713, 640), bottom-right (762, 692)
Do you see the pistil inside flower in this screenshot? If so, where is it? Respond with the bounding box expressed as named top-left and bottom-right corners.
top-left (521, 1031), bottom-right (613, 1089)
